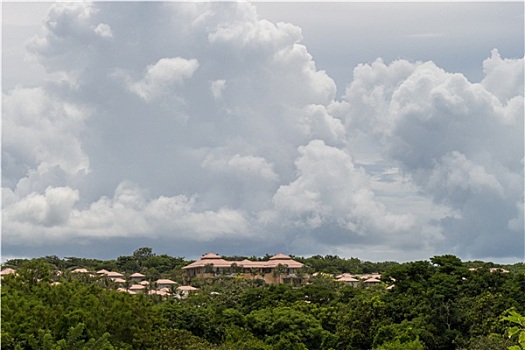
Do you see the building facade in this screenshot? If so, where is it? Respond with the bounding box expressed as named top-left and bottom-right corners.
top-left (182, 253), bottom-right (305, 285)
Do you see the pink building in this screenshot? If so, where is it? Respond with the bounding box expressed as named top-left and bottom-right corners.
top-left (182, 253), bottom-right (305, 285)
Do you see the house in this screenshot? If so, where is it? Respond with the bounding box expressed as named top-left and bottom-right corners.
top-left (335, 273), bottom-right (359, 286)
top-left (130, 272), bottom-right (145, 282)
top-left (334, 273), bottom-right (383, 287)
top-left (469, 267), bottom-right (510, 273)
top-left (148, 289), bottom-right (170, 296)
top-left (489, 268), bottom-right (510, 273)
top-left (1, 268), bottom-right (17, 280)
top-left (105, 271), bottom-right (124, 279)
top-left (1, 268), bottom-right (16, 276)
top-left (363, 277), bottom-right (382, 285)
top-left (177, 285), bottom-right (199, 292)
top-left (112, 277), bottom-right (126, 285)
top-left (155, 278), bottom-right (177, 290)
top-left (176, 285), bottom-right (199, 298)
top-left (182, 253), bottom-right (305, 285)
top-left (356, 273), bottom-right (381, 282)
top-left (128, 284), bottom-right (146, 293)
top-left (182, 253), bottom-right (232, 276)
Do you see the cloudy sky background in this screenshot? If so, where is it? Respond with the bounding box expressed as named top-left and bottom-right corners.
top-left (2, 1), bottom-right (524, 263)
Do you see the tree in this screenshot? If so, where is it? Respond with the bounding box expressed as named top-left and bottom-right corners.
top-left (246, 306), bottom-right (331, 349)
top-left (374, 338), bottom-right (425, 350)
top-left (151, 328), bottom-right (212, 350)
top-left (503, 309), bottom-right (525, 350)
top-left (160, 298), bottom-right (226, 344)
top-left (336, 289), bottom-right (389, 350)
top-left (133, 247), bottom-right (155, 262)
top-left (373, 319), bottom-right (431, 350)
top-left (460, 334), bottom-right (516, 350)
top-left (116, 255), bottom-right (139, 273)
top-left (302, 279), bottom-right (337, 305)
top-left (272, 263), bottom-right (287, 284)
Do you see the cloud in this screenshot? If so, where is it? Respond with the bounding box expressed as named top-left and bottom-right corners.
top-left (117, 57), bottom-right (199, 101)
top-left (3, 181), bottom-right (249, 245)
top-left (210, 79), bottom-right (226, 99)
top-left (202, 150), bottom-right (279, 183)
top-left (427, 151), bottom-right (504, 202)
top-left (272, 140), bottom-right (415, 236)
top-left (334, 53), bottom-right (523, 258)
top-left (94, 23), bottom-right (113, 39)
top-left (482, 49), bottom-right (524, 103)
top-left (4, 186), bottom-right (79, 227)
top-left (301, 104), bottom-right (346, 146)
top-left (2, 86), bottom-right (90, 193)
top-left (2, 2), bottom-right (523, 262)
top-left (25, 2), bottom-right (105, 84)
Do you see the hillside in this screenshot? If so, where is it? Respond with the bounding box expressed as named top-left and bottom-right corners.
top-left (2, 249), bottom-right (524, 349)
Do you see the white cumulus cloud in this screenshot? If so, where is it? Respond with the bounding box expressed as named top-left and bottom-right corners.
top-left (273, 140), bottom-right (415, 235)
top-left (94, 23), bottom-right (112, 38)
top-left (2, 2), bottom-right (523, 262)
top-left (119, 57), bottom-right (199, 101)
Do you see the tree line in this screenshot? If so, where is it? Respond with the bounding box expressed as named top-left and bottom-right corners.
top-left (2, 249), bottom-right (524, 349)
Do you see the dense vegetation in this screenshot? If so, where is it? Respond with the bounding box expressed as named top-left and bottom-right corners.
top-left (2, 249), bottom-right (524, 350)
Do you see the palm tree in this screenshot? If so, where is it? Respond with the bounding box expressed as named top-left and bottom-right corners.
top-left (272, 264), bottom-right (288, 284)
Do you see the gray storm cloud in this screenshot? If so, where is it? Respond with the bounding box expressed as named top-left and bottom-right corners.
top-left (333, 53), bottom-right (523, 258)
top-left (2, 2), bottom-right (523, 261)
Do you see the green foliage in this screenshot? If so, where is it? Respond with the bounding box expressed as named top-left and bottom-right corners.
top-left (221, 325), bottom-right (272, 350)
top-left (3, 252), bottom-right (525, 350)
top-left (150, 328), bottom-right (213, 350)
top-left (373, 319), bottom-right (432, 349)
top-left (503, 309), bottom-right (525, 350)
top-left (237, 283), bottom-right (303, 313)
top-left (302, 279), bottom-right (338, 305)
top-left (336, 289), bottom-right (390, 349)
top-left (160, 297), bottom-right (226, 344)
top-left (246, 306), bottom-right (331, 349)
top-left (295, 254), bottom-right (398, 275)
top-left (1, 265), bottom-right (159, 349)
top-left (374, 337), bottom-right (425, 350)
top-left (460, 334), bottom-right (516, 350)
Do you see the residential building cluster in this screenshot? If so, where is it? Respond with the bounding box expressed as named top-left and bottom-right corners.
top-left (0, 256), bottom-right (516, 297)
top-left (182, 253), bottom-right (305, 285)
top-left (333, 272), bottom-right (383, 286)
top-left (74, 268), bottom-right (197, 297)
top-left (1, 253), bottom-right (387, 292)
top-left (0, 264), bottom-right (197, 297)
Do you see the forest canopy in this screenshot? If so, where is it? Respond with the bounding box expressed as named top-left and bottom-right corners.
top-left (2, 249), bottom-right (524, 350)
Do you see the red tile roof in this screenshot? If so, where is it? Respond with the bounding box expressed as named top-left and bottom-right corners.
top-left (182, 255), bottom-right (233, 269)
top-left (106, 271), bottom-right (124, 278)
top-left (364, 277), bottom-right (381, 283)
top-left (71, 268), bottom-right (89, 274)
top-left (156, 279), bottom-right (177, 285)
top-left (336, 275), bottom-right (359, 282)
top-left (0, 268), bottom-right (16, 275)
top-left (177, 285), bottom-right (199, 291)
top-left (129, 284), bottom-right (145, 291)
top-left (182, 253), bottom-right (304, 270)
top-left (269, 253), bottom-right (292, 260)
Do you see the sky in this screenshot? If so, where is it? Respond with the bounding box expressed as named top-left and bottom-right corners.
top-left (2, 1), bottom-right (524, 263)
